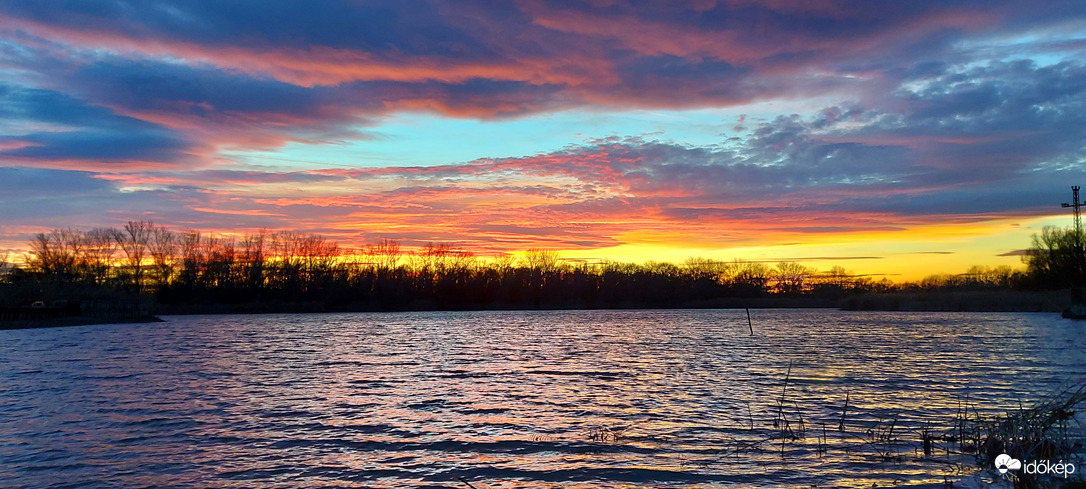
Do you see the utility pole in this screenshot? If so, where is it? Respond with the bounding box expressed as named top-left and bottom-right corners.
top-left (1062, 185), bottom-right (1083, 239)
top-left (1063, 186), bottom-right (1085, 293)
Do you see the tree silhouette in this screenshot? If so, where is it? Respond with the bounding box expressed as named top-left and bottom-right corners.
top-left (13, 220), bottom-right (1062, 313)
top-left (148, 224), bottom-right (176, 287)
top-left (113, 220), bottom-right (152, 290)
top-left (1024, 226), bottom-right (1084, 288)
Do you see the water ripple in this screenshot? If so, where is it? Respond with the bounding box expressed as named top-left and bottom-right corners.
top-left (2, 310), bottom-right (1084, 488)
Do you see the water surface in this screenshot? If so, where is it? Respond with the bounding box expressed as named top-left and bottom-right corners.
top-left (2, 310), bottom-right (1084, 488)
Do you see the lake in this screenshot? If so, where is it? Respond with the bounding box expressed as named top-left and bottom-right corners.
top-left (2, 309), bottom-right (1084, 488)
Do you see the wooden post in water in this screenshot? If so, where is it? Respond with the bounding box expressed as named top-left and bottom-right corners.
top-left (746, 307), bottom-right (754, 335)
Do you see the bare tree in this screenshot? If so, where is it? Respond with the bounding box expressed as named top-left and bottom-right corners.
top-left (83, 228), bottom-right (118, 284)
top-left (684, 256), bottom-right (718, 280)
top-left (447, 246), bottom-right (475, 272)
top-left (522, 248), bottom-right (562, 273)
top-left (27, 229), bottom-right (83, 278)
top-left (0, 252), bottom-right (11, 279)
top-left (732, 259), bottom-right (771, 293)
top-left (26, 232), bottom-right (55, 275)
top-left (963, 264), bottom-right (1016, 288)
top-left (490, 253), bottom-right (516, 274)
top-left (412, 242), bottom-right (452, 276)
top-left (267, 231), bottom-right (301, 288)
top-left (113, 220), bottom-right (152, 290)
top-left (824, 265), bottom-right (849, 288)
top-left (368, 238), bottom-right (401, 274)
top-left (775, 261), bottom-right (814, 294)
top-left (239, 230), bottom-right (267, 288)
top-left (299, 234), bottom-right (338, 284)
top-left (201, 234), bottom-right (235, 287)
top-left (264, 231), bottom-right (338, 289)
top-left (148, 224), bottom-right (176, 286)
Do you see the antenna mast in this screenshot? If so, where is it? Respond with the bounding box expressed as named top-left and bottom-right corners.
top-left (1063, 185), bottom-right (1083, 238)
top-left (1063, 186), bottom-right (1085, 289)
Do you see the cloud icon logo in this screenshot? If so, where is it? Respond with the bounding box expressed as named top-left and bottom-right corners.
top-left (995, 454), bottom-right (1022, 474)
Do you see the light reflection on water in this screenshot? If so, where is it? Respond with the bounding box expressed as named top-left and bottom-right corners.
top-left (1, 309), bottom-right (1084, 488)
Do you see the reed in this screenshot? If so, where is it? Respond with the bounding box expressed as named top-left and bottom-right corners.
top-left (566, 364), bottom-right (1083, 488)
top-left (971, 380), bottom-right (1086, 488)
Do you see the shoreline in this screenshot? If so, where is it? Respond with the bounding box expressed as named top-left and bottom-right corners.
top-left (3, 289), bottom-right (1074, 329)
top-left (0, 315), bottom-right (164, 331)
top-left (153, 288), bottom-right (1074, 316)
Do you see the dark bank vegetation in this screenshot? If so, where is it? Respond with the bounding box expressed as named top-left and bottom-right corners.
top-left (0, 221), bottom-right (1081, 314)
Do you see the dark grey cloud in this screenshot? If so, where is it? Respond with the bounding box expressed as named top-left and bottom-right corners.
top-left (0, 84), bottom-right (192, 164)
top-left (0, 167), bottom-right (191, 228)
top-left (0, 0), bottom-right (491, 59)
top-left (71, 60), bottom-right (323, 116)
top-left (2, 0), bottom-right (1082, 117)
top-left (0, 167), bottom-right (113, 201)
top-left (0, 0), bottom-right (1082, 161)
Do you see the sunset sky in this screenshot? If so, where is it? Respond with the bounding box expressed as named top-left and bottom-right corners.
top-left (2, 1), bottom-right (1085, 279)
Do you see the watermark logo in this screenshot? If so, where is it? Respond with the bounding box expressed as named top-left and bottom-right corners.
top-left (995, 453), bottom-right (1021, 474)
top-left (994, 454), bottom-right (1077, 479)
top-left (1024, 460), bottom-right (1077, 478)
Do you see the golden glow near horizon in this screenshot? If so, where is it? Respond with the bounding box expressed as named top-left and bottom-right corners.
top-left (550, 215), bottom-right (1060, 281)
top-left (2, 214), bottom-right (1062, 283)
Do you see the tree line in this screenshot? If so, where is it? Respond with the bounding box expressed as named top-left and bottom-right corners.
top-left (1, 221), bottom-right (1079, 311)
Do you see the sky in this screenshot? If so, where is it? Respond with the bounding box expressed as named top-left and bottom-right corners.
top-left (1, 0), bottom-right (1085, 280)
